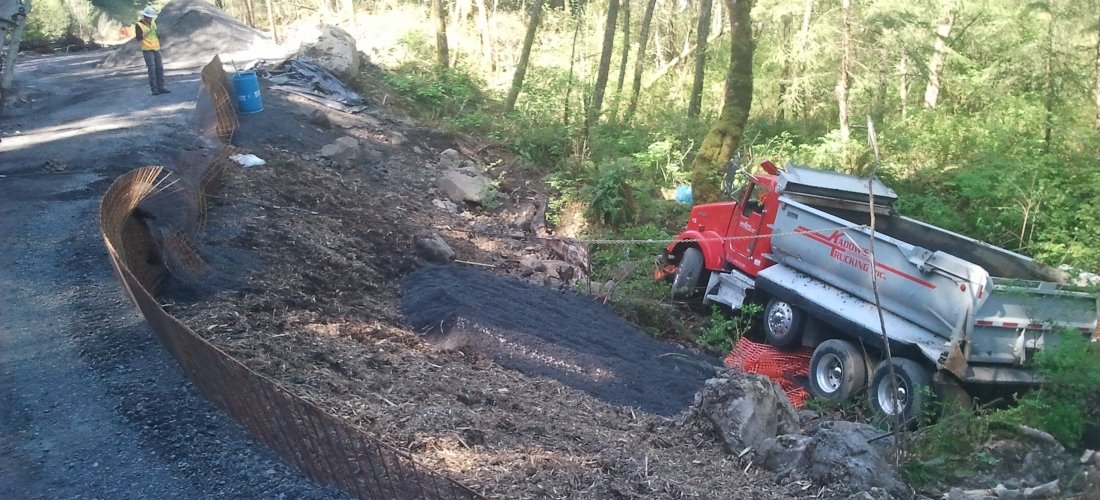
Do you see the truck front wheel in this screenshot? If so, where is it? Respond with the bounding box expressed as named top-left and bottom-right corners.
top-left (809, 339), bottom-right (867, 402)
top-left (670, 247), bottom-right (704, 298)
top-left (868, 357), bottom-right (932, 429)
top-left (763, 299), bottom-right (805, 348)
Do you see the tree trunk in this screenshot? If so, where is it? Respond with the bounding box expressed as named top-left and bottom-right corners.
top-left (624, 0), bottom-right (657, 125)
top-left (776, 13), bottom-right (792, 122)
top-left (687, 0), bottom-right (713, 118)
top-left (654, 17), bottom-right (666, 67)
top-left (923, 6), bottom-right (955, 109)
top-left (796, 0), bottom-right (812, 135)
top-left (1, 0), bottom-right (30, 91)
top-left (449, 0), bottom-right (469, 66)
top-left (1095, 9), bottom-right (1100, 131)
top-left (564, 15), bottom-right (582, 125)
top-left (691, 0), bottom-right (753, 204)
top-left (1043, 10), bottom-right (1054, 150)
top-left (505, 0), bottom-right (545, 112)
top-left (265, 0), bottom-right (278, 43)
top-left (608, 0), bottom-right (631, 123)
top-left (899, 54), bottom-right (909, 120)
top-left (243, 0), bottom-right (256, 27)
top-left (474, 0), bottom-right (495, 70)
top-left (586, 0), bottom-right (620, 133)
top-left (836, 0), bottom-right (851, 142)
top-left (432, 0), bottom-right (450, 67)
top-left (873, 46), bottom-right (887, 126)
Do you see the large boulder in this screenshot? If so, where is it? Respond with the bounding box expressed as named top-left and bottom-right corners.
top-left (758, 421), bottom-right (908, 498)
top-left (692, 370), bottom-right (801, 455)
top-left (437, 170), bottom-right (495, 205)
top-left (297, 25), bottom-right (360, 80)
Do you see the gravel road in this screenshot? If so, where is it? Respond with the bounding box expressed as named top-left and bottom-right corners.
top-left (0, 51), bottom-right (344, 498)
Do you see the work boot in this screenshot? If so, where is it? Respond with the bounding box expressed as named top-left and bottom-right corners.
top-left (158, 88), bottom-right (172, 94)
top-left (151, 89), bottom-right (160, 95)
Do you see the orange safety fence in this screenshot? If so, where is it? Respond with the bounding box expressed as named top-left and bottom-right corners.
top-left (724, 338), bottom-right (813, 408)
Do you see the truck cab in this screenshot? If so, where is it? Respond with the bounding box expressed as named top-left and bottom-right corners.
top-left (663, 161), bottom-right (784, 302)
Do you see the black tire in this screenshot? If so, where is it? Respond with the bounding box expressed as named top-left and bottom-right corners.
top-left (763, 298), bottom-right (805, 348)
top-left (868, 357), bottom-right (933, 429)
top-left (809, 339), bottom-right (867, 402)
top-left (670, 247), bottom-right (704, 298)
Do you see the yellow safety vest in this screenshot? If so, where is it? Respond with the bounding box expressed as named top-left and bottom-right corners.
top-left (138, 20), bottom-right (160, 51)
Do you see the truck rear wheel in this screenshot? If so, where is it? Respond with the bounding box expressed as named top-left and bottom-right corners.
top-left (868, 357), bottom-right (932, 429)
top-left (809, 339), bottom-right (867, 402)
top-left (763, 299), bottom-right (805, 348)
top-left (670, 247), bottom-right (704, 298)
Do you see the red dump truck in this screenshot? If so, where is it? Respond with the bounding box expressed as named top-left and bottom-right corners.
top-left (661, 161), bottom-right (1099, 424)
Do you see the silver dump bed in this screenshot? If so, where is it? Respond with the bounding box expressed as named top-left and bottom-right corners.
top-left (763, 165), bottom-right (1099, 371)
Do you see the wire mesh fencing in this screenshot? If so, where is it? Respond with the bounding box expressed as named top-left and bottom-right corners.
top-left (98, 57), bottom-right (484, 500)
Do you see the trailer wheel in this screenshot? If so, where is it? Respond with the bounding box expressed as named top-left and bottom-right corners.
top-left (868, 357), bottom-right (932, 429)
top-left (809, 339), bottom-right (867, 402)
top-left (670, 247), bottom-right (704, 298)
top-left (763, 299), bottom-right (805, 348)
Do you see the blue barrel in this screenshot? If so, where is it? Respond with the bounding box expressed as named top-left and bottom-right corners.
top-left (232, 71), bottom-right (263, 114)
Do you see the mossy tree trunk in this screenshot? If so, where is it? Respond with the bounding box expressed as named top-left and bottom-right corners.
top-left (690, 0), bottom-right (753, 204)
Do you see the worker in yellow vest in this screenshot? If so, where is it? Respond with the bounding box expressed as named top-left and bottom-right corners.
top-left (135, 6), bottom-right (170, 95)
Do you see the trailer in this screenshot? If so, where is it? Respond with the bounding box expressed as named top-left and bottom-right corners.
top-left (662, 161), bottom-right (1099, 425)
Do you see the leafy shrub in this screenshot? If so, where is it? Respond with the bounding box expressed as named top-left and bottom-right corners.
top-left (583, 158), bottom-right (638, 227)
top-left (696, 303), bottom-right (761, 353)
top-left (997, 331), bottom-right (1100, 446)
top-left (24, 0), bottom-right (71, 42)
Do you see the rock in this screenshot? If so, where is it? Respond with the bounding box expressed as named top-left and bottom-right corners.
top-left (804, 422), bottom-right (909, 498)
top-left (519, 258), bottom-right (546, 277)
top-left (431, 198), bottom-right (459, 214)
top-left (1020, 440), bottom-right (1068, 486)
top-left (360, 144), bottom-right (383, 165)
top-left (308, 109), bottom-right (332, 129)
top-left (297, 25), bottom-right (360, 80)
top-left (437, 170), bottom-right (495, 204)
top-left (815, 420), bottom-right (896, 459)
top-left (415, 234), bottom-right (454, 263)
top-left (439, 148), bottom-right (463, 169)
top-left (758, 420), bottom-right (906, 498)
top-left (693, 370), bottom-right (801, 455)
top-left (759, 434), bottom-right (812, 475)
top-left (389, 131), bottom-right (408, 146)
top-left (413, 145), bottom-right (425, 155)
top-left (319, 136), bottom-right (361, 166)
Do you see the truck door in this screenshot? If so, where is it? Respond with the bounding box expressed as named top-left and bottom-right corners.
top-left (725, 184), bottom-right (768, 274)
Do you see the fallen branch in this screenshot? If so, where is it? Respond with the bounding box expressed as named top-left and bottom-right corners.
top-left (454, 259), bottom-right (496, 268)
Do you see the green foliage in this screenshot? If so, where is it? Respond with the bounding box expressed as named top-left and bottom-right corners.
top-left (24, 0), bottom-right (72, 42)
top-left (583, 158), bottom-right (638, 226)
top-left (695, 303), bottom-right (762, 353)
top-left (383, 63), bottom-right (485, 120)
top-left (903, 405), bottom-right (997, 486)
top-left (996, 331), bottom-right (1100, 446)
